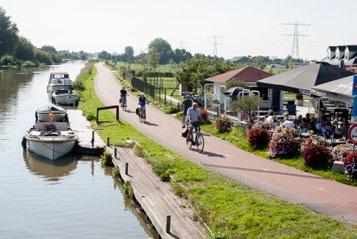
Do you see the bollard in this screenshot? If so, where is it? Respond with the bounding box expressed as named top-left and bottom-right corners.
top-left (114, 147), bottom-right (117, 159)
top-left (166, 215), bottom-right (171, 233)
top-left (125, 163), bottom-right (129, 175)
top-left (107, 137), bottom-right (110, 147)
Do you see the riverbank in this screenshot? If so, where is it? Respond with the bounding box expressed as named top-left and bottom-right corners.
top-left (75, 63), bottom-right (357, 238)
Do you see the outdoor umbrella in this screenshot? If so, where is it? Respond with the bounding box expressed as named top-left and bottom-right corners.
top-left (257, 62), bottom-right (354, 95)
top-left (312, 75), bottom-right (356, 103)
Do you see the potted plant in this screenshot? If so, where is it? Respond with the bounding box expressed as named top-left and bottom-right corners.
top-left (295, 93), bottom-right (304, 106)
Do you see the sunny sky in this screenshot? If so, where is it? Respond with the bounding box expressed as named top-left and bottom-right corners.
top-left (1, 0), bottom-right (357, 60)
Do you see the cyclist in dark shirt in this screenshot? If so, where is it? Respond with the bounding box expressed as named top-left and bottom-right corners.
top-left (182, 95), bottom-right (192, 128)
top-left (119, 87), bottom-right (128, 108)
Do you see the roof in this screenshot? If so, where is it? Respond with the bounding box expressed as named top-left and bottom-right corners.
top-left (346, 45), bottom-right (357, 52)
top-left (51, 72), bottom-right (69, 75)
top-left (257, 62), bottom-right (354, 95)
top-left (337, 46), bottom-right (347, 51)
top-left (327, 46), bottom-right (337, 51)
top-left (312, 75), bottom-right (356, 103)
top-left (205, 67), bottom-right (271, 84)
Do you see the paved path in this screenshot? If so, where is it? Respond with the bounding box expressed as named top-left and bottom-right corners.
top-left (94, 63), bottom-right (357, 224)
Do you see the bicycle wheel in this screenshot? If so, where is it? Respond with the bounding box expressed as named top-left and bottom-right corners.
top-left (195, 132), bottom-right (204, 152)
top-left (186, 136), bottom-right (193, 149)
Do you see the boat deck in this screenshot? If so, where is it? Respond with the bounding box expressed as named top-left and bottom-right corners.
top-left (67, 109), bottom-right (105, 155)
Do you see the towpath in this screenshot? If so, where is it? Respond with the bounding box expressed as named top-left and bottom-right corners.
top-left (94, 63), bottom-right (357, 224)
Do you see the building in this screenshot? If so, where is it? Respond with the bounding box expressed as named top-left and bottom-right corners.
top-left (325, 45), bottom-right (357, 73)
top-left (204, 67), bottom-right (280, 114)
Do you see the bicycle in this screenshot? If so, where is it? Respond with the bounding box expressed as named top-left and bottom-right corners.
top-left (120, 95), bottom-right (127, 111)
top-left (138, 106), bottom-right (146, 123)
top-left (185, 122), bottom-right (204, 152)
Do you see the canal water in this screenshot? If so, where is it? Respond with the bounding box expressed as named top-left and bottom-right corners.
top-left (0, 61), bottom-right (153, 238)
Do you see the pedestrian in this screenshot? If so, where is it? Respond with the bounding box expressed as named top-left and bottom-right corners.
top-left (182, 94), bottom-right (192, 128)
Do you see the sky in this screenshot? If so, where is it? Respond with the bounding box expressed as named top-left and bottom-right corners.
top-left (1, 0), bottom-right (357, 60)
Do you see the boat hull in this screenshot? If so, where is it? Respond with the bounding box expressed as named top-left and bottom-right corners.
top-left (26, 137), bottom-right (77, 160)
top-left (53, 94), bottom-right (79, 105)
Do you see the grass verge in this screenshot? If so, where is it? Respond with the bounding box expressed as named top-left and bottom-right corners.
top-left (201, 124), bottom-right (357, 186)
top-left (75, 65), bottom-right (357, 238)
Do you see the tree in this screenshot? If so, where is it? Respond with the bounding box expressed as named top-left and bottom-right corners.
top-left (172, 48), bottom-right (192, 63)
top-left (147, 49), bottom-right (159, 70)
top-left (41, 45), bottom-right (57, 53)
top-left (148, 38), bottom-right (172, 64)
top-left (124, 46), bottom-right (134, 60)
top-left (0, 7), bottom-right (18, 56)
top-left (176, 56), bottom-right (234, 91)
top-left (98, 50), bottom-right (111, 60)
top-left (34, 48), bottom-right (53, 64)
top-left (231, 95), bottom-right (262, 122)
top-left (14, 37), bottom-right (35, 61)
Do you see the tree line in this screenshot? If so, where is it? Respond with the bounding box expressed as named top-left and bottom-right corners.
top-left (0, 7), bottom-right (90, 67)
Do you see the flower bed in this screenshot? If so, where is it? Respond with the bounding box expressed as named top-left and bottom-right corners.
top-left (302, 136), bottom-right (331, 168)
top-left (269, 127), bottom-right (300, 158)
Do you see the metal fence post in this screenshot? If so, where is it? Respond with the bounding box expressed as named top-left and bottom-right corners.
top-left (166, 215), bottom-right (171, 233)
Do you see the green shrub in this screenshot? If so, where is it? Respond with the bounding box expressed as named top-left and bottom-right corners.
top-left (100, 152), bottom-right (114, 167)
top-left (214, 116), bottom-right (233, 133)
top-left (123, 181), bottom-right (133, 198)
top-left (165, 105), bottom-right (179, 114)
top-left (112, 166), bottom-right (120, 178)
top-left (172, 181), bottom-right (186, 197)
top-left (152, 159), bottom-right (173, 182)
top-left (86, 113), bottom-right (96, 121)
top-left (0, 55), bottom-right (15, 65)
top-left (73, 81), bottom-right (85, 91)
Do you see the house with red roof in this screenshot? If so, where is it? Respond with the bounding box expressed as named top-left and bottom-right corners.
top-left (204, 67), bottom-right (280, 114)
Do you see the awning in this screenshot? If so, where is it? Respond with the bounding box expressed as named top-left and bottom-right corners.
top-left (257, 62), bottom-right (354, 95)
top-left (312, 75), bottom-right (356, 103)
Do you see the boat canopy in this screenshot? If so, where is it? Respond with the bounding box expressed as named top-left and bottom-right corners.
top-left (36, 104), bottom-right (66, 114)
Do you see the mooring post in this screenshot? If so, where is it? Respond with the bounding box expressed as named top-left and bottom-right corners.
top-left (91, 131), bottom-right (95, 146)
top-left (166, 215), bottom-right (171, 233)
top-left (114, 147), bottom-right (117, 159)
top-left (125, 163), bottom-right (129, 175)
top-left (107, 137), bottom-right (110, 147)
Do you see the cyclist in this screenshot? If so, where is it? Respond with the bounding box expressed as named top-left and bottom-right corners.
top-left (119, 87), bottom-right (128, 109)
top-left (185, 102), bottom-right (203, 144)
top-left (138, 93), bottom-right (147, 120)
top-left (182, 94), bottom-right (192, 128)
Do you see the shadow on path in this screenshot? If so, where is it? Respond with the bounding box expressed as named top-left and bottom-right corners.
top-left (202, 163), bottom-right (325, 180)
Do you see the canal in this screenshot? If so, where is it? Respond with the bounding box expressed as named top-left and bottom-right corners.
top-left (0, 61), bottom-right (153, 238)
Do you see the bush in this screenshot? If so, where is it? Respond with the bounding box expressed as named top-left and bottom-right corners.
top-left (112, 166), bottom-right (121, 178)
top-left (269, 127), bottom-right (299, 157)
top-left (100, 152), bottom-right (114, 167)
top-left (86, 113), bottom-right (96, 121)
top-left (331, 144), bottom-right (353, 161)
top-left (0, 55), bottom-right (15, 65)
top-left (248, 127), bottom-right (270, 149)
top-left (73, 81), bottom-right (85, 91)
top-left (164, 105), bottom-right (179, 114)
top-left (152, 159), bottom-right (173, 182)
top-left (343, 152), bottom-right (357, 179)
top-left (214, 116), bottom-right (233, 133)
top-left (295, 93), bottom-right (303, 100)
top-left (302, 137), bottom-right (331, 168)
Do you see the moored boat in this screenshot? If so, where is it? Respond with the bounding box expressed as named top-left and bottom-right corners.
top-left (52, 89), bottom-right (79, 105)
top-left (47, 72), bottom-right (73, 95)
top-left (24, 105), bottom-right (77, 160)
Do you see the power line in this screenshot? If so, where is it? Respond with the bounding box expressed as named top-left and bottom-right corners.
top-left (207, 35), bottom-right (223, 56)
top-left (281, 21), bottom-right (310, 59)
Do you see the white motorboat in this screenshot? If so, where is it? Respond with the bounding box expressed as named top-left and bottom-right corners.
top-left (47, 72), bottom-right (73, 95)
top-left (52, 89), bottom-right (79, 105)
top-left (24, 105), bottom-right (78, 160)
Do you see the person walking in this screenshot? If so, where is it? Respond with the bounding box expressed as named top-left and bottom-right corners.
top-left (119, 87), bottom-right (128, 109)
top-left (182, 94), bottom-right (192, 128)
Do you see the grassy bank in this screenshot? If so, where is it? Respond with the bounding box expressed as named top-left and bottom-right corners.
top-left (201, 124), bottom-right (357, 186)
top-left (75, 65), bottom-right (357, 238)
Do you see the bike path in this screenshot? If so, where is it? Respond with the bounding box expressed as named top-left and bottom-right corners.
top-left (94, 63), bottom-right (357, 224)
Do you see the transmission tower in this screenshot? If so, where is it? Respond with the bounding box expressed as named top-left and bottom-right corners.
top-left (282, 22), bottom-right (310, 59)
top-left (208, 36), bottom-right (222, 56)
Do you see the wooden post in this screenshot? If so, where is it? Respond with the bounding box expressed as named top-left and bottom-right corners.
top-left (164, 89), bottom-right (167, 104)
top-left (116, 105), bottom-right (119, 121)
top-left (125, 163), bottom-right (129, 175)
top-left (114, 147), bottom-right (117, 159)
top-left (107, 137), bottom-right (110, 146)
top-left (91, 131), bottom-right (95, 146)
top-left (166, 215), bottom-right (171, 233)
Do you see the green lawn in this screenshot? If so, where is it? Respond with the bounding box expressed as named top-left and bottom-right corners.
top-left (201, 124), bottom-right (357, 186)
top-left (75, 65), bottom-right (357, 239)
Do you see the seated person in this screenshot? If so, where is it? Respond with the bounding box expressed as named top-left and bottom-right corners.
top-left (280, 113), bottom-right (295, 129)
top-left (299, 118), bottom-right (310, 133)
top-left (294, 115), bottom-right (303, 128)
top-left (321, 121), bottom-right (334, 139)
top-left (264, 110), bottom-right (274, 123)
